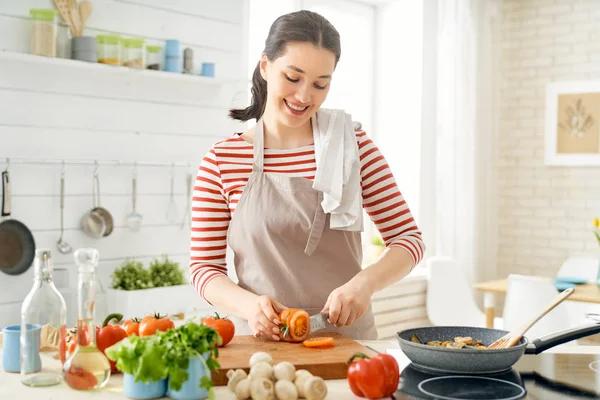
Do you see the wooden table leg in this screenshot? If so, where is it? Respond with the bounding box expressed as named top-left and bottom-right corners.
top-left (483, 292), bottom-right (495, 328)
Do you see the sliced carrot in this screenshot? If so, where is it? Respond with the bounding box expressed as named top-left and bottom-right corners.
top-left (303, 336), bottom-right (335, 348)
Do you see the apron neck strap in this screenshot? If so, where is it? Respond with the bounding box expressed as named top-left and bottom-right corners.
top-left (253, 118), bottom-right (265, 171)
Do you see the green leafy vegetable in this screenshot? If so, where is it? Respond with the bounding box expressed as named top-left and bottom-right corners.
top-left (105, 322), bottom-right (221, 392)
top-left (111, 259), bottom-right (154, 290)
top-left (149, 255), bottom-right (186, 288)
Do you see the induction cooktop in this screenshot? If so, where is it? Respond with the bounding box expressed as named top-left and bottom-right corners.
top-left (394, 353), bottom-right (600, 400)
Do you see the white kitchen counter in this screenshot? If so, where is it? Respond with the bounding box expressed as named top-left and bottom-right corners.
top-left (3, 338), bottom-right (599, 399)
top-left (0, 340), bottom-right (400, 400)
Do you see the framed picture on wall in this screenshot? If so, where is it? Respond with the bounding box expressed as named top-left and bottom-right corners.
top-left (545, 81), bottom-right (600, 166)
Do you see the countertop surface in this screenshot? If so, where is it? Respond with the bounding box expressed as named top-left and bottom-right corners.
top-left (0, 339), bottom-right (398, 399)
top-left (3, 337), bottom-right (600, 399)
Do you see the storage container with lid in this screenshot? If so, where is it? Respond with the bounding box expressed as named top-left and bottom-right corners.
top-left (96, 34), bottom-right (121, 65)
top-left (122, 38), bottom-right (145, 69)
top-left (30, 9), bottom-right (59, 57)
top-left (146, 45), bottom-right (162, 70)
top-left (164, 39), bottom-right (181, 73)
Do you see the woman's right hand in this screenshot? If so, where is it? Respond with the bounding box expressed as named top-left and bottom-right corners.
top-left (247, 295), bottom-right (288, 341)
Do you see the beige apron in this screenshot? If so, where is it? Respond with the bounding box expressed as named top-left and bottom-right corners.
top-left (227, 118), bottom-right (378, 340)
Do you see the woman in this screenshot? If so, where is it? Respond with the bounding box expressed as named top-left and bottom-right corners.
top-left (189, 10), bottom-right (425, 340)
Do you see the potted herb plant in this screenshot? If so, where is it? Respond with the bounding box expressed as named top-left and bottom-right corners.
top-left (106, 322), bottom-right (221, 400)
top-left (106, 256), bottom-right (201, 318)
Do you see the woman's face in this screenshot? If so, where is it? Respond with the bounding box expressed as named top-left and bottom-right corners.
top-left (260, 42), bottom-right (336, 128)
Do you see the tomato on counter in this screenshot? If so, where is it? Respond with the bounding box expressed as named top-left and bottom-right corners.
top-left (97, 313), bottom-right (128, 373)
top-left (138, 313), bottom-right (175, 336)
top-left (122, 317), bottom-right (141, 336)
top-left (202, 312), bottom-right (235, 347)
top-left (346, 352), bottom-right (400, 399)
top-left (279, 308), bottom-right (310, 343)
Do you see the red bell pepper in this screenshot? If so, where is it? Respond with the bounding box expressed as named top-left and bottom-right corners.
top-left (346, 352), bottom-right (400, 399)
top-left (96, 313), bottom-right (128, 373)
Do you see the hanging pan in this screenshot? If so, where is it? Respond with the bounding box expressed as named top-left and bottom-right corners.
top-left (0, 170), bottom-right (36, 275)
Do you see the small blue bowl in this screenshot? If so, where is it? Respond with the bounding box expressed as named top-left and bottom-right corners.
top-left (167, 354), bottom-right (210, 400)
top-left (123, 373), bottom-right (167, 399)
top-left (555, 281), bottom-right (576, 292)
top-left (555, 276), bottom-right (588, 285)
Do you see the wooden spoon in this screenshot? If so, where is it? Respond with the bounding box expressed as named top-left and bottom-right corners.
top-left (78, 0), bottom-right (93, 36)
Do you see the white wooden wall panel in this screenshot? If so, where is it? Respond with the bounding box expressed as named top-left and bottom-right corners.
top-left (0, 0), bottom-right (249, 327)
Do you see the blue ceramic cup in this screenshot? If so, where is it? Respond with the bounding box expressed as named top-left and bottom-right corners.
top-left (200, 62), bottom-right (215, 78)
top-left (167, 353), bottom-right (210, 400)
top-left (2, 324), bottom-right (42, 373)
top-left (123, 373), bottom-right (167, 399)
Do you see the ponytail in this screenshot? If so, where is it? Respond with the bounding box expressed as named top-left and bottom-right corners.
top-left (228, 62), bottom-right (267, 122)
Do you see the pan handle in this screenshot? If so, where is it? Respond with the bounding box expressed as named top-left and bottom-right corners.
top-left (1, 171), bottom-right (10, 217)
top-left (525, 322), bottom-right (600, 354)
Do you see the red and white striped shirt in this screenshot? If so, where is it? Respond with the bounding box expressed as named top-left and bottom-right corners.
top-left (190, 131), bottom-right (425, 301)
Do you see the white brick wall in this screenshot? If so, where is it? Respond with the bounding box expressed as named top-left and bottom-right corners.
top-left (497, 0), bottom-right (600, 278)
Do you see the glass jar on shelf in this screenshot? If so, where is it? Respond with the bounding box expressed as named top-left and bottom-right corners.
top-left (62, 248), bottom-right (111, 390)
top-left (122, 38), bottom-right (145, 69)
top-left (146, 45), bottom-right (162, 70)
top-left (96, 34), bottom-right (122, 65)
top-left (20, 249), bottom-right (67, 387)
top-left (30, 9), bottom-right (59, 57)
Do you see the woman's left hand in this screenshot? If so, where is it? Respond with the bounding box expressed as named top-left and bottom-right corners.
top-left (322, 278), bottom-right (373, 327)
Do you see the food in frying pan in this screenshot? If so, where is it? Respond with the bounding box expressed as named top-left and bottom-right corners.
top-left (410, 334), bottom-right (489, 350)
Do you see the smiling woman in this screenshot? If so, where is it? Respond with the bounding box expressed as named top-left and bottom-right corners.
top-left (189, 10), bottom-right (425, 342)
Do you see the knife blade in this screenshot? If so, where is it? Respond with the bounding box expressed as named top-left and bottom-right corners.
top-left (309, 311), bottom-right (330, 333)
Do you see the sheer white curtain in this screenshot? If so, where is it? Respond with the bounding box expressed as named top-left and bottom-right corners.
top-left (433, 0), bottom-right (499, 285)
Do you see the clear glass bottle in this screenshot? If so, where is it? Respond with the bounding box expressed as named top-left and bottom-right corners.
top-left (20, 249), bottom-right (67, 387)
top-left (63, 248), bottom-right (110, 390)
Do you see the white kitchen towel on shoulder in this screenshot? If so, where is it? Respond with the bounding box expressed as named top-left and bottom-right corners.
top-left (311, 108), bottom-right (363, 231)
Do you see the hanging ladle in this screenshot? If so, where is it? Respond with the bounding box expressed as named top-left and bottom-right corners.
top-left (56, 166), bottom-right (72, 254)
top-left (125, 165), bottom-right (143, 232)
top-left (166, 164), bottom-right (178, 223)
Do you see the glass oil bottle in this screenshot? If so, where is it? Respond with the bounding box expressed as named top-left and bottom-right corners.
top-left (62, 248), bottom-right (110, 390)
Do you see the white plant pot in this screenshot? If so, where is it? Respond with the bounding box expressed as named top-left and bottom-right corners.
top-left (106, 284), bottom-right (211, 319)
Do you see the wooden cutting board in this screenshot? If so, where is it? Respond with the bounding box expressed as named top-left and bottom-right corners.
top-left (211, 332), bottom-right (376, 386)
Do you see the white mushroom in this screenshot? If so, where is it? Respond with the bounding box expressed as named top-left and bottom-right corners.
top-left (235, 378), bottom-right (251, 400)
top-left (294, 370), bottom-right (313, 397)
top-left (303, 376), bottom-right (328, 400)
top-left (249, 351), bottom-right (273, 368)
top-left (250, 378), bottom-right (275, 400)
top-left (227, 369), bottom-right (248, 393)
top-left (275, 380), bottom-right (299, 400)
top-left (249, 361), bottom-right (274, 381)
top-left (294, 369), bottom-right (312, 381)
top-left (274, 361), bottom-right (296, 381)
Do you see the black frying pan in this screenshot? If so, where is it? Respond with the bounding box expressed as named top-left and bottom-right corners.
top-left (0, 170), bottom-right (36, 275)
top-left (397, 323), bottom-right (600, 375)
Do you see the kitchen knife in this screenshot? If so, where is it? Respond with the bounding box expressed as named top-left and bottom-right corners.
top-left (310, 311), bottom-right (330, 333)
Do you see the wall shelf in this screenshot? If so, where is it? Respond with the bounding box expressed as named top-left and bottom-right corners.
top-left (0, 50), bottom-right (242, 87)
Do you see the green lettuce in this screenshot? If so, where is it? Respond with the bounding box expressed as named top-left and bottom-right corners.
top-left (105, 322), bottom-right (221, 391)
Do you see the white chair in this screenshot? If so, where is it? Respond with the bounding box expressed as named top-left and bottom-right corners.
top-left (557, 254), bottom-right (599, 283)
top-left (426, 256), bottom-right (503, 328)
top-left (503, 274), bottom-right (575, 343)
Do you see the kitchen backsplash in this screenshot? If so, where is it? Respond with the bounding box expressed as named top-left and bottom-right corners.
top-left (0, 0), bottom-right (249, 327)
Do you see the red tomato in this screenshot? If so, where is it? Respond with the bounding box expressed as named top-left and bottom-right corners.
top-left (346, 352), bottom-right (400, 399)
top-left (64, 366), bottom-right (98, 390)
top-left (139, 314), bottom-right (175, 336)
top-left (202, 313), bottom-right (235, 347)
top-left (123, 318), bottom-right (140, 336)
top-left (279, 308), bottom-right (310, 343)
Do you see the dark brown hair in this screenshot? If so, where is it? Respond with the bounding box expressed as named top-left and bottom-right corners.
top-left (229, 10), bottom-right (341, 122)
